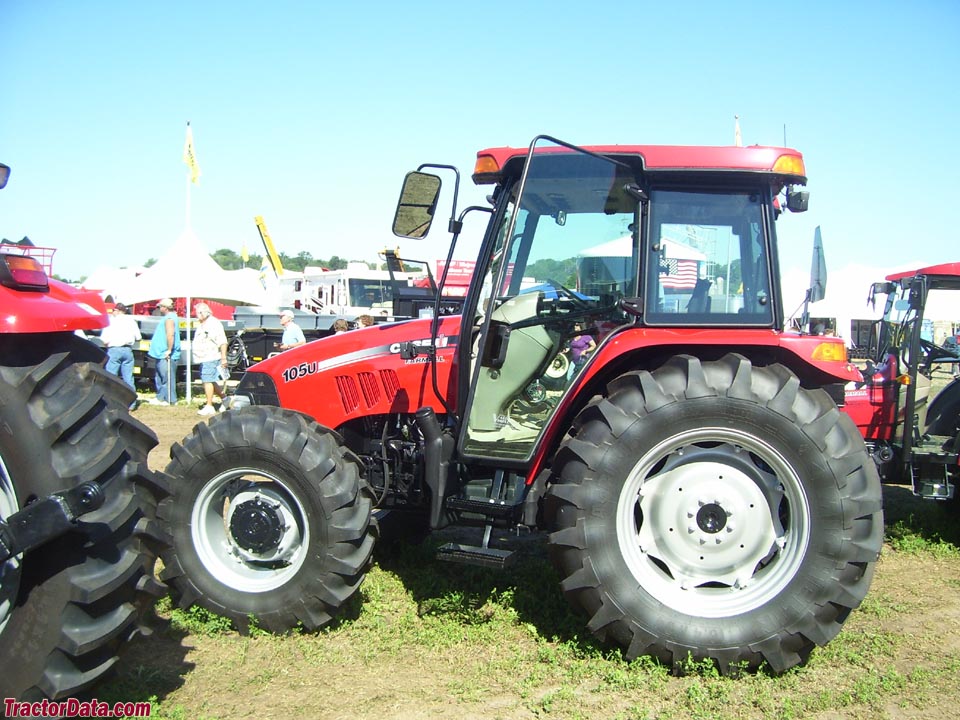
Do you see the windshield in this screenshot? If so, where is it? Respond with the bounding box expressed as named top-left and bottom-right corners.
top-left (464, 139), bottom-right (634, 460)
top-left (348, 278), bottom-right (400, 308)
top-left (494, 150), bottom-right (638, 301)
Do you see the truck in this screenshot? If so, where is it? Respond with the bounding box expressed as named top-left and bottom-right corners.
top-left (844, 263), bottom-right (960, 498)
top-left (258, 250), bottom-right (463, 320)
top-left (0, 163), bottom-right (167, 701)
top-left (157, 136), bottom-right (883, 674)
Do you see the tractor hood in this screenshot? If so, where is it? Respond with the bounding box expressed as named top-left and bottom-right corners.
top-left (233, 315), bottom-right (463, 425)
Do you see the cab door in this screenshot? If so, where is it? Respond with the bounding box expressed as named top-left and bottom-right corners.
top-left (460, 137), bottom-right (638, 462)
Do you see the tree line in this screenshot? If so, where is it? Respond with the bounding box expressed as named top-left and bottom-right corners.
top-left (205, 248), bottom-right (370, 273)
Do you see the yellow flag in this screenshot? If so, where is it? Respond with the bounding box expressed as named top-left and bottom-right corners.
top-left (241, 242), bottom-right (249, 263)
top-left (183, 123), bottom-right (201, 184)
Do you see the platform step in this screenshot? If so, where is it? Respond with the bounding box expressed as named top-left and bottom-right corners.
top-left (436, 543), bottom-right (515, 569)
top-left (918, 481), bottom-right (954, 500)
top-left (444, 496), bottom-right (516, 519)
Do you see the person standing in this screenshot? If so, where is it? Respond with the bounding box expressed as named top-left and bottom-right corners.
top-left (566, 323), bottom-right (596, 381)
top-left (278, 309), bottom-right (306, 350)
top-left (147, 298), bottom-right (181, 405)
top-left (193, 302), bottom-right (228, 416)
top-left (357, 314), bottom-right (375, 328)
top-left (102, 303), bottom-right (142, 408)
top-left (332, 318), bottom-right (350, 334)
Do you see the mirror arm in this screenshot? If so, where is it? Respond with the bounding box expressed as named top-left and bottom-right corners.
top-left (417, 163), bottom-right (461, 234)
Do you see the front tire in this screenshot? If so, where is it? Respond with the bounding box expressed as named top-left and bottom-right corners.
top-left (546, 354), bottom-right (883, 673)
top-left (158, 407), bottom-right (376, 632)
top-left (0, 334), bottom-right (166, 701)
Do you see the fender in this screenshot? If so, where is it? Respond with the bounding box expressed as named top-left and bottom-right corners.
top-left (925, 377), bottom-right (960, 436)
top-left (527, 326), bottom-right (862, 484)
top-left (0, 279), bottom-right (108, 334)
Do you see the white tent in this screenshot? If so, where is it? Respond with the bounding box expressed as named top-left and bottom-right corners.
top-left (81, 265), bottom-right (143, 303)
top-left (580, 235), bottom-right (706, 261)
top-left (123, 229), bottom-right (269, 306)
top-left (121, 229), bottom-right (270, 403)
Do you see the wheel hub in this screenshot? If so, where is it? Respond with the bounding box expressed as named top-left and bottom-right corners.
top-left (229, 497), bottom-right (284, 554)
top-left (696, 502), bottom-right (727, 533)
top-left (193, 474), bottom-right (309, 593)
top-left (635, 444), bottom-right (782, 589)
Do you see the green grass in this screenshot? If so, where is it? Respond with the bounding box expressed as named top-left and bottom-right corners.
top-left (99, 513), bottom-right (960, 719)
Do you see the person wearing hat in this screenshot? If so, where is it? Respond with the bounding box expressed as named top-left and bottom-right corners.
top-left (102, 303), bottom-right (142, 406)
top-left (147, 298), bottom-right (181, 405)
top-left (193, 303), bottom-right (229, 416)
top-left (278, 309), bottom-right (305, 351)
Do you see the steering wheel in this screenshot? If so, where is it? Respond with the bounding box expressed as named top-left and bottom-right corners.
top-left (918, 337), bottom-right (959, 371)
top-left (545, 278), bottom-right (593, 311)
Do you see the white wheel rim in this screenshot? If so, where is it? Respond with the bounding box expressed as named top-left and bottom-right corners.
top-left (616, 426), bottom-right (811, 618)
top-left (191, 468), bottom-right (311, 593)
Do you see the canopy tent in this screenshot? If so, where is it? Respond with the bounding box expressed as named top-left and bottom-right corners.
top-left (81, 265), bottom-right (143, 303)
top-left (122, 229), bottom-right (269, 306)
top-left (119, 229), bottom-right (270, 403)
top-left (580, 235), bottom-right (707, 261)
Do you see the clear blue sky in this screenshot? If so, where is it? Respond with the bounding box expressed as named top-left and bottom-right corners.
top-left (2, 0), bottom-right (957, 284)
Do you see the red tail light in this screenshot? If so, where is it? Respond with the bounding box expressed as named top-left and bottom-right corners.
top-left (0, 253), bottom-right (50, 291)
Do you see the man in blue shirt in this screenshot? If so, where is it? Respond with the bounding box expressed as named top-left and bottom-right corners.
top-left (147, 298), bottom-right (181, 404)
top-left (278, 309), bottom-right (306, 351)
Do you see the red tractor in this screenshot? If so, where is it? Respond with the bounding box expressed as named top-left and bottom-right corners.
top-left (158, 137), bottom-right (883, 674)
top-left (843, 263), bottom-right (960, 498)
top-left (0, 163), bottom-right (166, 701)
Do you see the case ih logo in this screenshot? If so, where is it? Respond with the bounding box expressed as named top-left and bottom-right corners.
top-left (389, 335), bottom-right (451, 355)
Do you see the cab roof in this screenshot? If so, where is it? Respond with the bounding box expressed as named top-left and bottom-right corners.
top-left (886, 262), bottom-right (960, 285)
top-left (473, 144), bottom-right (807, 185)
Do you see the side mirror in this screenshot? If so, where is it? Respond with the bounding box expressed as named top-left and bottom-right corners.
top-left (0, 163), bottom-right (9, 190)
top-left (786, 187), bottom-right (809, 213)
top-left (392, 171), bottom-right (441, 239)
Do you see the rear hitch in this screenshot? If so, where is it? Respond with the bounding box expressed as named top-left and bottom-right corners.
top-left (0, 481), bottom-right (105, 562)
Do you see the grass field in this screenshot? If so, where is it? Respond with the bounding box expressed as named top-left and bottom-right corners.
top-left (94, 384), bottom-right (960, 720)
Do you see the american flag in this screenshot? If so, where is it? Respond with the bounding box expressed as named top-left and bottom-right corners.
top-left (660, 258), bottom-right (699, 289)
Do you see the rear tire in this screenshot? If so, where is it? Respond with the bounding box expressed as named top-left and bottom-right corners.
top-left (0, 334), bottom-right (166, 701)
top-left (158, 407), bottom-right (376, 632)
top-left (546, 353), bottom-right (883, 674)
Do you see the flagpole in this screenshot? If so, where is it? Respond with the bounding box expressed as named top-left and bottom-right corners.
top-left (184, 121), bottom-right (194, 230)
top-left (185, 173), bottom-right (192, 230)
top-left (186, 294), bottom-right (193, 403)
top-left (181, 121), bottom-right (200, 403)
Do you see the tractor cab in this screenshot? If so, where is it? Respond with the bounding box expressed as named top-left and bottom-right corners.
top-left (396, 137), bottom-right (811, 466)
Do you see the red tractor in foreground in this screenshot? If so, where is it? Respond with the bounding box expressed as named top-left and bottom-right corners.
top-left (159, 137), bottom-right (883, 674)
top-left (0, 163), bottom-right (167, 701)
top-left (844, 263), bottom-right (960, 498)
